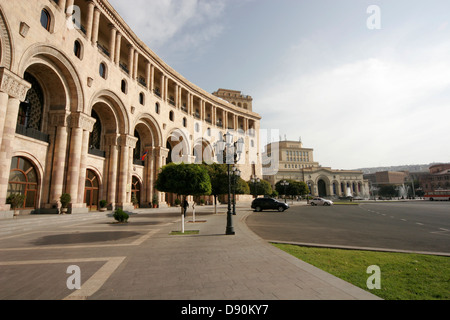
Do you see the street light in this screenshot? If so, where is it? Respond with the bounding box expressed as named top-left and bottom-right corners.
top-left (214, 133), bottom-right (244, 235)
top-left (250, 175), bottom-right (260, 199)
top-left (232, 167), bottom-right (241, 215)
top-left (281, 180), bottom-right (289, 203)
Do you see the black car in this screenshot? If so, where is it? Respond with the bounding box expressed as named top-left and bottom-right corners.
top-left (251, 198), bottom-right (289, 212)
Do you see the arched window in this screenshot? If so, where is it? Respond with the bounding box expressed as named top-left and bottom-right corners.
top-left (40, 9), bottom-right (51, 31)
top-left (133, 129), bottom-right (142, 162)
top-left (18, 72), bottom-right (44, 134)
top-left (139, 92), bottom-right (145, 105)
top-left (169, 111), bottom-right (174, 122)
top-left (99, 63), bottom-right (107, 79)
top-left (155, 102), bottom-right (160, 114)
top-left (183, 117), bottom-right (187, 128)
top-left (7, 157), bottom-right (38, 209)
top-left (89, 110), bottom-right (103, 156)
top-left (121, 79), bottom-right (127, 94)
top-left (74, 40), bottom-right (82, 59)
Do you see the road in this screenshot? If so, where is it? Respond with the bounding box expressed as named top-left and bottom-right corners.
top-left (245, 201), bottom-right (450, 255)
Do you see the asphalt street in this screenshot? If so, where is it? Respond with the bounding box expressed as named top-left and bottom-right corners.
top-left (245, 201), bottom-right (450, 255)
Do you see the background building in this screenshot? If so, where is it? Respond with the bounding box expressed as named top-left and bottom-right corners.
top-left (0, 0), bottom-right (262, 216)
top-left (263, 140), bottom-right (369, 198)
top-left (419, 163), bottom-right (450, 194)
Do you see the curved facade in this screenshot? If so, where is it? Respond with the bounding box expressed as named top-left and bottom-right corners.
top-left (0, 0), bottom-right (262, 214)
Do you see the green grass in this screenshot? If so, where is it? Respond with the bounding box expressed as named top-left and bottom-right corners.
top-left (273, 243), bottom-right (450, 300)
top-left (170, 230), bottom-right (199, 235)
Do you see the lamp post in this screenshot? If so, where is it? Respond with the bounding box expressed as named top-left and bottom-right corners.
top-left (215, 132), bottom-right (244, 235)
top-left (232, 167), bottom-right (241, 215)
top-left (281, 180), bottom-right (289, 203)
top-left (251, 175), bottom-right (260, 199)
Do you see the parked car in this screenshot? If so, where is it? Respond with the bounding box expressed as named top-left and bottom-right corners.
top-left (251, 198), bottom-right (289, 212)
top-left (310, 197), bottom-right (334, 206)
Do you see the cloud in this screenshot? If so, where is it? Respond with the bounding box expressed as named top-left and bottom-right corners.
top-left (257, 38), bottom-right (450, 169)
top-left (109, 0), bottom-right (226, 50)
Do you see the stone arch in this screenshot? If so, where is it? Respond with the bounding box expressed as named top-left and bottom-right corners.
top-left (166, 128), bottom-right (191, 164)
top-left (0, 6), bottom-right (13, 69)
top-left (316, 175), bottom-right (330, 197)
top-left (18, 44), bottom-right (84, 113)
top-left (193, 138), bottom-right (214, 164)
top-left (133, 113), bottom-right (163, 149)
top-left (89, 90), bottom-right (130, 135)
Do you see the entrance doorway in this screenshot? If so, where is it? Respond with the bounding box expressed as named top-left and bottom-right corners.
top-left (318, 179), bottom-right (327, 197)
top-left (84, 170), bottom-right (99, 211)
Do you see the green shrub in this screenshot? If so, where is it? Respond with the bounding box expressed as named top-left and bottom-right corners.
top-left (113, 208), bottom-right (129, 223)
top-left (99, 200), bottom-right (107, 208)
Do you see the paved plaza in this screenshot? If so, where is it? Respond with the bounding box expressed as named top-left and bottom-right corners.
top-left (0, 204), bottom-right (380, 300)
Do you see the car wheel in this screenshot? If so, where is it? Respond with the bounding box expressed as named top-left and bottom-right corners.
top-left (324, 202), bottom-right (330, 206)
top-left (278, 206), bottom-right (285, 212)
top-left (311, 203), bottom-right (316, 206)
top-left (255, 206), bottom-right (262, 212)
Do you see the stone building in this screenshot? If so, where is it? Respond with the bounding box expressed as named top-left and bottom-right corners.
top-left (263, 140), bottom-right (369, 198)
top-left (419, 163), bottom-right (450, 194)
top-left (0, 0), bottom-right (262, 216)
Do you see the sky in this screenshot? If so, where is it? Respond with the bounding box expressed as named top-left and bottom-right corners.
top-left (108, 0), bottom-right (450, 170)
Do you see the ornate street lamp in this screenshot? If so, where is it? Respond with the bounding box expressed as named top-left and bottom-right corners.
top-left (215, 133), bottom-right (244, 235)
top-left (232, 167), bottom-right (241, 215)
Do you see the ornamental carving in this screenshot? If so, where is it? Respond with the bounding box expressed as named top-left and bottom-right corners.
top-left (69, 112), bottom-right (96, 132)
top-left (118, 134), bottom-right (138, 148)
top-left (0, 67), bottom-right (31, 101)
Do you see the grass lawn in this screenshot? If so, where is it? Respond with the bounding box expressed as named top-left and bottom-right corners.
top-left (170, 230), bottom-right (199, 235)
top-left (273, 243), bottom-right (450, 300)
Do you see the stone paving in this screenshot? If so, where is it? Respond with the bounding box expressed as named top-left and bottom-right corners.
top-left (0, 204), bottom-right (380, 300)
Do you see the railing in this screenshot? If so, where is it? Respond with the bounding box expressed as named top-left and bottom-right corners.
top-left (88, 147), bottom-right (106, 158)
top-left (133, 158), bottom-right (144, 166)
top-left (16, 124), bottom-right (49, 143)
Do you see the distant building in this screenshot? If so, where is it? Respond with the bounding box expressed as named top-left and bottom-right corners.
top-left (419, 164), bottom-right (450, 193)
top-left (364, 171), bottom-right (409, 186)
top-left (263, 140), bottom-right (369, 198)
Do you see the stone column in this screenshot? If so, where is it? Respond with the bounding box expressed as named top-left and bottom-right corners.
top-left (105, 134), bottom-right (119, 208)
top-left (91, 8), bottom-right (101, 45)
top-left (145, 146), bottom-right (154, 205)
top-left (59, 0), bottom-right (67, 11)
top-left (150, 64), bottom-right (155, 92)
top-left (117, 134), bottom-right (137, 210)
top-left (65, 0), bottom-right (74, 16)
top-left (145, 61), bottom-right (151, 90)
top-left (77, 129), bottom-right (91, 204)
top-left (0, 69), bottom-right (31, 211)
top-left (114, 32), bottom-right (122, 66)
top-left (128, 45), bottom-right (134, 77)
top-left (66, 113), bottom-right (95, 213)
top-left (48, 111), bottom-right (70, 206)
top-left (0, 91), bottom-right (9, 149)
top-left (133, 51), bottom-right (139, 80)
top-left (109, 25), bottom-right (117, 63)
top-left (85, 1), bottom-right (95, 41)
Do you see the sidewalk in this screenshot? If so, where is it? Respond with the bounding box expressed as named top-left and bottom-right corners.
top-left (91, 204), bottom-right (381, 300)
top-left (0, 204), bottom-right (381, 300)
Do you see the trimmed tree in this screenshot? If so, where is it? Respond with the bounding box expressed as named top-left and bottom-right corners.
top-left (155, 163), bottom-right (211, 232)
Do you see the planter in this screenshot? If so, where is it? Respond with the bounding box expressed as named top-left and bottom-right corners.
top-left (60, 207), bottom-right (68, 214)
top-left (99, 207), bottom-right (107, 212)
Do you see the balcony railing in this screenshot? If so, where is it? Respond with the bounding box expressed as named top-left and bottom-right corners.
top-left (16, 124), bottom-right (49, 143)
top-left (88, 147), bottom-right (106, 158)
